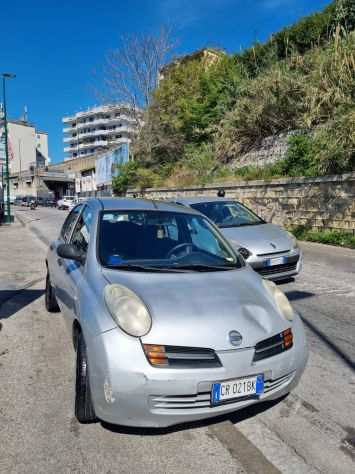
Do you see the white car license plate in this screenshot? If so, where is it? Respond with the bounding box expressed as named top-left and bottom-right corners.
top-left (266, 256), bottom-right (287, 266)
top-left (211, 375), bottom-right (264, 404)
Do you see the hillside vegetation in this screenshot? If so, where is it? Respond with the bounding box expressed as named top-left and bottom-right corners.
top-left (113, 0), bottom-right (355, 194)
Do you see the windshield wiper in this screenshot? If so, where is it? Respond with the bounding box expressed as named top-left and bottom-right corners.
top-left (219, 222), bottom-right (263, 228)
top-left (173, 263), bottom-right (238, 272)
top-left (105, 263), bottom-right (193, 273)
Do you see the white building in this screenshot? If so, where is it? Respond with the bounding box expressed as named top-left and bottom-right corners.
top-left (62, 104), bottom-right (140, 161)
top-left (0, 119), bottom-right (49, 174)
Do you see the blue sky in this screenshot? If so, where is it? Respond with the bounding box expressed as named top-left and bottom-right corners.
top-left (1, 0), bottom-right (331, 163)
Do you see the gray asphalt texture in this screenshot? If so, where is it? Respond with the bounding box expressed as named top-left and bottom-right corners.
top-left (0, 206), bottom-right (354, 474)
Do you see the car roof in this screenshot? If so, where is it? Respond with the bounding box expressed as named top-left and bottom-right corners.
top-left (91, 197), bottom-right (202, 215)
top-left (171, 196), bottom-right (235, 206)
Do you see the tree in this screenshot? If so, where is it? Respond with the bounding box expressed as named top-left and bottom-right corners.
top-left (102, 28), bottom-right (175, 126)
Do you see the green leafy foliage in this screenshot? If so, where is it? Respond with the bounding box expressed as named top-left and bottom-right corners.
top-left (112, 161), bottom-right (158, 195)
top-left (129, 1), bottom-right (355, 190)
top-left (291, 226), bottom-right (355, 249)
top-left (281, 134), bottom-right (317, 177)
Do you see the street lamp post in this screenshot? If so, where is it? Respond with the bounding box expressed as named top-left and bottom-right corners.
top-left (1, 73), bottom-right (16, 223)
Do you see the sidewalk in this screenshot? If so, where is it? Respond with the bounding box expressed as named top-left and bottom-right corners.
top-left (0, 220), bottom-right (46, 306)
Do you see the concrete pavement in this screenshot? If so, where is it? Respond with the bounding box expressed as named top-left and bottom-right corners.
top-left (1, 206), bottom-right (354, 473)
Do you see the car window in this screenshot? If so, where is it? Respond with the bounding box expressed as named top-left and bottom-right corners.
top-left (99, 210), bottom-right (240, 270)
top-left (188, 216), bottom-right (225, 256)
top-left (191, 201), bottom-right (265, 228)
top-left (60, 205), bottom-right (83, 242)
top-left (70, 206), bottom-right (92, 255)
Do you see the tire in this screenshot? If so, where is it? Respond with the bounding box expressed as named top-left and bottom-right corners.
top-left (75, 333), bottom-right (97, 423)
top-left (45, 273), bottom-right (60, 312)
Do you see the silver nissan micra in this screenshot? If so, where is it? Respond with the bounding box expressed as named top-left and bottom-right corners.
top-left (45, 198), bottom-right (308, 428)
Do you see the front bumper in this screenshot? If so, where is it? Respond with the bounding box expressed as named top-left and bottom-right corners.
top-left (87, 313), bottom-right (308, 428)
top-left (248, 248), bottom-right (302, 281)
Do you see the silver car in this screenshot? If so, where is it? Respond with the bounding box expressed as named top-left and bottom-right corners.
top-left (45, 198), bottom-right (308, 428)
top-left (171, 197), bottom-right (302, 281)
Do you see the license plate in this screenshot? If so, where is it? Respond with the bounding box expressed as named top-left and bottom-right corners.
top-left (211, 375), bottom-right (264, 405)
top-left (266, 256), bottom-right (287, 266)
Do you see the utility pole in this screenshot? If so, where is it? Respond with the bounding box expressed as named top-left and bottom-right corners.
top-left (1, 73), bottom-right (16, 223)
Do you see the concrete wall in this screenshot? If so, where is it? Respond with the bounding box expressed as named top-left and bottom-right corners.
top-left (35, 132), bottom-right (49, 161)
top-left (8, 122), bottom-right (36, 174)
top-left (128, 173), bottom-right (355, 232)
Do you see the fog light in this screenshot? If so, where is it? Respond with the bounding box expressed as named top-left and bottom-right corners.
top-left (238, 247), bottom-right (251, 260)
top-left (143, 344), bottom-right (168, 367)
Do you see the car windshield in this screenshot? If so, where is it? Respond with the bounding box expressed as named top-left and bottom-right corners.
top-left (99, 210), bottom-right (241, 271)
top-left (190, 201), bottom-right (265, 228)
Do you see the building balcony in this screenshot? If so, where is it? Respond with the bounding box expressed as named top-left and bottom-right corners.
top-left (63, 115), bottom-right (138, 134)
top-left (63, 127), bottom-right (134, 143)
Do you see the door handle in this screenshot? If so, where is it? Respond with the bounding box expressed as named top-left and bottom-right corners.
top-left (57, 258), bottom-right (63, 267)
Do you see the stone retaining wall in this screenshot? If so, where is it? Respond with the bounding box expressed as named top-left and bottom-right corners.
top-left (128, 173), bottom-right (355, 232)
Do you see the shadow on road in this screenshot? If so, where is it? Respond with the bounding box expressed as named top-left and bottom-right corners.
top-left (0, 288), bottom-right (44, 320)
top-left (286, 290), bottom-right (315, 302)
top-left (300, 314), bottom-right (355, 373)
top-left (100, 395), bottom-right (287, 436)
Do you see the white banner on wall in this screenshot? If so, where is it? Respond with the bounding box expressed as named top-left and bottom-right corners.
top-left (95, 143), bottom-right (129, 186)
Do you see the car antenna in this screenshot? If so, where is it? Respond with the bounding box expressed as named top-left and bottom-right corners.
top-left (217, 189), bottom-right (225, 197)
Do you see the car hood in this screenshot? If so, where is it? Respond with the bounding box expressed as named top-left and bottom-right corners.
top-left (102, 266), bottom-right (289, 351)
top-left (221, 223), bottom-right (292, 255)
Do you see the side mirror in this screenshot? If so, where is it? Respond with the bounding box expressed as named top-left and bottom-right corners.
top-left (57, 243), bottom-right (85, 264)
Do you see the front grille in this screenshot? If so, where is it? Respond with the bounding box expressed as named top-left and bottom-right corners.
top-left (264, 372), bottom-right (295, 393)
top-left (151, 372), bottom-right (295, 411)
top-left (253, 330), bottom-right (293, 362)
top-left (256, 262), bottom-right (297, 276)
top-left (151, 392), bottom-right (211, 410)
top-left (165, 346), bottom-right (222, 368)
top-left (257, 250), bottom-right (289, 257)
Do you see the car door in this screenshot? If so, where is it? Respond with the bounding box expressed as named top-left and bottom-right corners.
top-left (48, 205), bottom-right (83, 317)
top-left (59, 205), bottom-right (93, 327)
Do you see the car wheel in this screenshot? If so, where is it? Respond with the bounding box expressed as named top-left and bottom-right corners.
top-left (75, 333), bottom-right (97, 424)
top-left (45, 273), bottom-right (60, 312)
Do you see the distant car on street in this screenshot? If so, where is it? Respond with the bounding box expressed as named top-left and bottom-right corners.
top-left (14, 196), bottom-right (23, 206)
top-left (21, 196), bottom-right (37, 207)
top-left (45, 198), bottom-right (308, 427)
top-left (57, 196), bottom-right (75, 210)
top-left (170, 197), bottom-right (302, 281)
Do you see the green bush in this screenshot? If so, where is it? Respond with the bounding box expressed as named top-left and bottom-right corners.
top-left (281, 134), bottom-right (316, 176)
top-left (112, 161), bottom-right (157, 195)
top-left (236, 1), bottom-right (337, 77)
top-left (291, 225), bottom-right (355, 249)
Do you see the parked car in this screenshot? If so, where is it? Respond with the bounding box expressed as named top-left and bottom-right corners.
top-left (21, 196), bottom-right (37, 207)
top-left (14, 196), bottom-right (24, 206)
top-left (45, 198), bottom-right (308, 427)
top-left (170, 197), bottom-right (302, 281)
top-left (45, 198), bottom-right (57, 208)
top-left (57, 196), bottom-right (75, 210)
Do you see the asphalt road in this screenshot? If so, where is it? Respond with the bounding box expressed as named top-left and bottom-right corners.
top-left (1, 206), bottom-right (354, 474)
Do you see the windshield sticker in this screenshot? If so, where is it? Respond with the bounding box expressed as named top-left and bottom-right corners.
top-left (108, 255), bottom-right (124, 265)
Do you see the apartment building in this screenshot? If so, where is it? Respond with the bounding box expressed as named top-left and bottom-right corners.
top-left (62, 103), bottom-right (139, 161)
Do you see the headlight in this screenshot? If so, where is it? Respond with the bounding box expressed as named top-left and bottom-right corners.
top-left (263, 279), bottom-right (294, 321)
top-left (287, 231), bottom-right (298, 249)
top-left (104, 284), bottom-right (152, 337)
